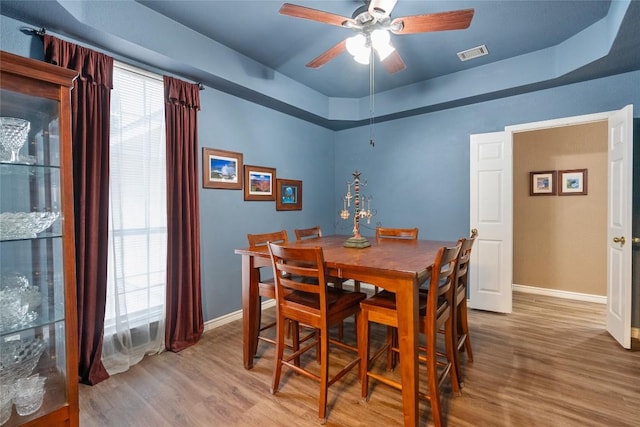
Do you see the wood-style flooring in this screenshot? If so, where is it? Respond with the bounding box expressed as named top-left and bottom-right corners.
top-left (78, 292), bottom-right (640, 426)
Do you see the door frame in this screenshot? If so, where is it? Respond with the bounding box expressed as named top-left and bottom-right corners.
top-left (470, 108), bottom-right (632, 343)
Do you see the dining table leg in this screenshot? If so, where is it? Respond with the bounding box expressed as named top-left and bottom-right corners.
top-left (395, 279), bottom-right (420, 427)
top-left (241, 254), bottom-right (261, 370)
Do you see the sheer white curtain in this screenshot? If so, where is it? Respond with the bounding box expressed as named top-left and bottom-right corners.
top-left (102, 62), bottom-right (167, 375)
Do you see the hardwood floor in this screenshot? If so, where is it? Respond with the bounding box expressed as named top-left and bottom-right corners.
top-left (79, 292), bottom-right (639, 426)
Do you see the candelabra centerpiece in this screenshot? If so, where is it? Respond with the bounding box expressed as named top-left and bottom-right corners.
top-left (340, 170), bottom-right (374, 248)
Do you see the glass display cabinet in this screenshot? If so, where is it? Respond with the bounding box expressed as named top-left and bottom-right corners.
top-left (0, 50), bottom-right (78, 426)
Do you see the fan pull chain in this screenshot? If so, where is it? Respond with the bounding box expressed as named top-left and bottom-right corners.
top-left (369, 49), bottom-right (375, 147)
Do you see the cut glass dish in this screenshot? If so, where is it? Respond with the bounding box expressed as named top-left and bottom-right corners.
top-left (0, 212), bottom-right (60, 240)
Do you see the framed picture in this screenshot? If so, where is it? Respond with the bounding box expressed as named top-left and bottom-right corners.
top-left (276, 179), bottom-right (302, 211)
top-left (202, 148), bottom-right (243, 189)
top-left (558, 169), bottom-right (588, 196)
top-left (529, 170), bottom-right (556, 196)
top-left (244, 165), bottom-right (276, 201)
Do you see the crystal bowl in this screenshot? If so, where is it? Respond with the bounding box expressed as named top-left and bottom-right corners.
top-left (0, 117), bottom-right (30, 162)
top-left (0, 338), bottom-right (46, 385)
top-left (0, 273), bottom-right (42, 332)
top-left (12, 375), bottom-right (46, 416)
top-left (0, 384), bottom-right (12, 425)
top-left (0, 212), bottom-right (60, 240)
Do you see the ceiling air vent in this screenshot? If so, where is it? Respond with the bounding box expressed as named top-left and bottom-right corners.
top-left (457, 45), bottom-right (488, 62)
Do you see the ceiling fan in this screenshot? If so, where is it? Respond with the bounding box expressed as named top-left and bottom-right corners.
top-left (279, 0), bottom-right (475, 74)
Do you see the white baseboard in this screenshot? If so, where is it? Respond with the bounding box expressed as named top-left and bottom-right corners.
top-left (204, 283), bottom-right (611, 332)
top-left (203, 299), bottom-right (275, 332)
top-left (513, 284), bottom-right (606, 304)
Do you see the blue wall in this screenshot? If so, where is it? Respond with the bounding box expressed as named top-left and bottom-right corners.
top-left (334, 71), bottom-right (640, 243)
top-left (2, 12), bottom-right (639, 324)
top-left (0, 14), bottom-right (335, 320)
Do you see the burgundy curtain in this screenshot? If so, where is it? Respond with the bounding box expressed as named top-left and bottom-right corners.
top-left (44, 35), bottom-right (113, 385)
top-left (163, 76), bottom-right (204, 351)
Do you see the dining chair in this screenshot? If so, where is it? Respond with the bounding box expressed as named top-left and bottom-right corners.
top-left (294, 225), bottom-right (359, 340)
top-left (268, 242), bottom-right (366, 424)
top-left (375, 226), bottom-right (420, 240)
top-left (247, 230), bottom-right (314, 354)
top-left (358, 242), bottom-right (462, 427)
top-left (451, 230), bottom-right (478, 383)
top-left (294, 225), bottom-right (323, 241)
top-left (374, 226), bottom-right (420, 367)
top-left (373, 227), bottom-right (419, 295)
top-left (246, 230), bottom-right (289, 351)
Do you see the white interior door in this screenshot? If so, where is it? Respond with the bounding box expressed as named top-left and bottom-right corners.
top-left (607, 104), bottom-right (633, 349)
top-left (469, 131), bottom-right (513, 313)
top-left (469, 107), bottom-right (633, 348)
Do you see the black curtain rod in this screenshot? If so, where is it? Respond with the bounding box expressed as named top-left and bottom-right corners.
top-left (22, 26), bottom-right (46, 36)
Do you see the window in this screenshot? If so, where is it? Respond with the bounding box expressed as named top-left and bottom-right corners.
top-left (102, 61), bottom-right (166, 374)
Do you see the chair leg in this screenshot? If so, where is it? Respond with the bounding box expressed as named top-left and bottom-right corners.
top-left (426, 338), bottom-right (443, 427)
top-left (358, 306), bottom-right (370, 400)
top-left (271, 312), bottom-right (286, 395)
top-left (353, 280), bottom-right (361, 292)
top-left (331, 278), bottom-right (345, 340)
top-left (459, 299), bottom-right (474, 362)
top-left (385, 326), bottom-right (397, 371)
top-left (318, 326), bottom-right (330, 424)
top-left (445, 315), bottom-right (462, 394)
top-left (254, 297), bottom-right (263, 355)
top-left (292, 321), bottom-right (301, 367)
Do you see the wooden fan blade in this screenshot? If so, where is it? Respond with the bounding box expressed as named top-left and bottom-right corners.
top-left (380, 49), bottom-right (405, 74)
top-left (279, 3), bottom-right (353, 27)
top-left (391, 9), bottom-right (475, 34)
top-left (306, 39), bottom-right (347, 69)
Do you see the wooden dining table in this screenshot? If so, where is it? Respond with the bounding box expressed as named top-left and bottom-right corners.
top-left (235, 234), bottom-right (453, 427)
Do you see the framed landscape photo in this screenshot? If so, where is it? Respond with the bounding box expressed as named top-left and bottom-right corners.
top-left (202, 148), bottom-right (243, 189)
top-left (558, 169), bottom-right (588, 196)
top-left (244, 165), bottom-right (276, 201)
top-left (276, 178), bottom-right (302, 211)
top-left (530, 170), bottom-right (556, 196)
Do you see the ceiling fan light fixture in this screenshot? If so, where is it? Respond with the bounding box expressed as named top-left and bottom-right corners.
top-left (346, 34), bottom-right (369, 57)
top-left (370, 29), bottom-right (394, 60)
top-left (370, 29), bottom-right (390, 46)
top-left (354, 51), bottom-right (371, 65)
top-left (374, 41), bottom-right (394, 61)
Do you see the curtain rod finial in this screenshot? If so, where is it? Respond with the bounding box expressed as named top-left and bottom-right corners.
top-left (20, 26), bottom-right (46, 36)
top-left (197, 82), bottom-right (204, 91)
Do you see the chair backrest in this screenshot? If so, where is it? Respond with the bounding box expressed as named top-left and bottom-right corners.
top-left (375, 227), bottom-right (419, 240)
top-left (268, 243), bottom-right (329, 323)
top-left (425, 243), bottom-right (462, 331)
top-left (247, 229), bottom-right (288, 248)
top-left (455, 232), bottom-right (477, 301)
top-left (294, 226), bottom-right (322, 241)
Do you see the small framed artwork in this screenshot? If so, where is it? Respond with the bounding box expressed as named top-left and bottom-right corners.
top-left (530, 170), bottom-right (556, 196)
top-left (244, 165), bottom-right (276, 201)
top-left (276, 179), bottom-right (302, 211)
top-left (202, 148), bottom-right (243, 189)
top-left (558, 169), bottom-right (588, 196)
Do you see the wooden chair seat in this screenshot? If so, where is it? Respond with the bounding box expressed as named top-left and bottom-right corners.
top-left (286, 287), bottom-right (366, 313)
